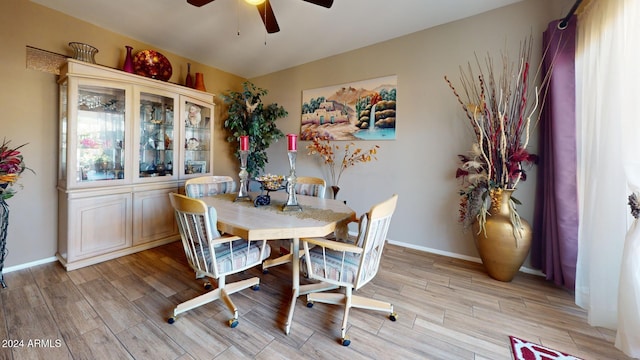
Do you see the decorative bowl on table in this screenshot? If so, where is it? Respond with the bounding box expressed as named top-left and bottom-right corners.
top-left (255, 174), bottom-right (285, 191)
top-left (133, 50), bottom-right (172, 81)
top-left (254, 174), bottom-right (286, 206)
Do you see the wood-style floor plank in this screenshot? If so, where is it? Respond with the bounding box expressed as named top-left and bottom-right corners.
top-left (0, 242), bottom-right (633, 360)
top-left (116, 320), bottom-right (185, 360)
top-left (39, 280), bottom-right (103, 340)
top-left (65, 324), bottom-right (134, 360)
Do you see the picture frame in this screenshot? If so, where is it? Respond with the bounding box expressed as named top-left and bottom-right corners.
top-left (185, 160), bottom-right (207, 174)
top-left (301, 75), bottom-right (397, 141)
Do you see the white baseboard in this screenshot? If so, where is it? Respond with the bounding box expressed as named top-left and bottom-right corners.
top-left (386, 239), bottom-right (545, 277)
top-left (3, 257), bottom-right (58, 274)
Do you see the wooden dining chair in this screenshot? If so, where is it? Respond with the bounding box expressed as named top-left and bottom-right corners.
top-left (300, 194), bottom-right (398, 346)
top-left (184, 175), bottom-right (237, 198)
top-left (261, 176), bottom-right (326, 273)
top-left (167, 192), bottom-right (271, 327)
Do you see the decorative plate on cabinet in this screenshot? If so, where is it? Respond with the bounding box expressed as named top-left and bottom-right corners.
top-left (133, 50), bottom-right (172, 81)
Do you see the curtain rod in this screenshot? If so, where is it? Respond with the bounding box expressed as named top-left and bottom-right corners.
top-left (558, 0), bottom-right (583, 29)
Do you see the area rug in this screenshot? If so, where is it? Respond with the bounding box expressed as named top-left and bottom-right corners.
top-left (510, 336), bottom-right (584, 360)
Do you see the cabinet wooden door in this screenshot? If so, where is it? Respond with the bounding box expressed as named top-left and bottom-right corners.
top-left (66, 193), bottom-right (132, 262)
top-left (132, 187), bottom-right (178, 246)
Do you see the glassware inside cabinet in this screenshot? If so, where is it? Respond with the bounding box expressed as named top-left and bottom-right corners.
top-left (76, 85), bottom-right (126, 182)
top-left (138, 92), bottom-right (175, 178)
top-left (183, 101), bottom-right (211, 176)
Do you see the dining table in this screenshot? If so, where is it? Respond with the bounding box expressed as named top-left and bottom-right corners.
top-left (200, 191), bottom-right (356, 334)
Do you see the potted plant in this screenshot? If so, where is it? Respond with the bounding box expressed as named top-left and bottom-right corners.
top-left (221, 81), bottom-right (288, 179)
top-left (445, 35), bottom-right (550, 281)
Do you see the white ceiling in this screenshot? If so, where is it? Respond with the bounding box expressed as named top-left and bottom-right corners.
top-left (31, 0), bottom-right (523, 78)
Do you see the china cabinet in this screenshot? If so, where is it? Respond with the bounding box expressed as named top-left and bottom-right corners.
top-left (57, 59), bottom-right (215, 270)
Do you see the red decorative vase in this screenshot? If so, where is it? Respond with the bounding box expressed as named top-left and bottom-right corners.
top-left (122, 45), bottom-right (134, 73)
top-left (194, 72), bottom-right (206, 91)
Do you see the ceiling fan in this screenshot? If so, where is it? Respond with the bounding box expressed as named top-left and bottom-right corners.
top-left (186, 0), bottom-right (334, 34)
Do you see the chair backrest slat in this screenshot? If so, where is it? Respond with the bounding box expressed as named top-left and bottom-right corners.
top-left (354, 194), bottom-right (398, 289)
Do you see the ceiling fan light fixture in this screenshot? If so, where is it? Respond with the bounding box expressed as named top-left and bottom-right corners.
top-left (245, 0), bottom-right (266, 5)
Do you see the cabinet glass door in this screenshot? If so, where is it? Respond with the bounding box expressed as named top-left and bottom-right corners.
top-left (137, 92), bottom-right (176, 180)
top-left (181, 99), bottom-right (212, 178)
top-left (76, 85), bottom-right (126, 183)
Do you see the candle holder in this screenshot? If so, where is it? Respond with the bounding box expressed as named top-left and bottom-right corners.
top-left (283, 150), bottom-right (302, 212)
top-left (235, 150), bottom-right (251, 201)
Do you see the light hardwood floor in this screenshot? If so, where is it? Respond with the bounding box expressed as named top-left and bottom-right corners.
top-left (0, 241), bottom-right (632, 360)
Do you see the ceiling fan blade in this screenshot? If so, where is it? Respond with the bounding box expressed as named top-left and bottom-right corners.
top-left (256, 0), bottom-right (280, 34)
top-left (187, 0), bottom-right (215, 7)
top-left (302, 0), bottom-right (334, 8)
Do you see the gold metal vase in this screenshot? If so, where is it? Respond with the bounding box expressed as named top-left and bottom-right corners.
top-left (472, 188), bottom-right (532, 282)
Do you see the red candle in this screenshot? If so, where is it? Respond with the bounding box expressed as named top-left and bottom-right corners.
top-left (240, 135), bottom-right (249, 151)
top-left (287, 134), bottom-right (297, 151)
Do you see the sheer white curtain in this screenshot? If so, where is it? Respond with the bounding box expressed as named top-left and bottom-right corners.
top-left (575, 0), bottom-right (640, 357)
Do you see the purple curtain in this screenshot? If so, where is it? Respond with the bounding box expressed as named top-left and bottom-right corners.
top-left (531, 17), bottom-right (578, 290)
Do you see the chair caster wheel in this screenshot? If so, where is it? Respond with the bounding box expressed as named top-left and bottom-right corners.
top-left (228, 319), bottom-right (238, 328)
top-left (252, 284), bottom-right (260, 291)
top-left (204, 282), bottom-right (212, 290)
top-left (168, 316), bottom-right (176, 324)
top-left (306, 302), bottom-right (314, 308)
top-left (389, 312), bottom-right (397, 321)
top-left (262, 269), bottom-right (269, 274)
top-left (341, 337), bottom-right (351, 346)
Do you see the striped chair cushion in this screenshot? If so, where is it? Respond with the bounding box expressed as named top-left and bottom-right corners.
top-left (186, 182), bottom-right (235, 198)
top-left (295, 183), bottom-right (324, 197)
top-left (197, 240), bottom-right (271, 274)
top-left (301, 245), bottom-right (379, 284)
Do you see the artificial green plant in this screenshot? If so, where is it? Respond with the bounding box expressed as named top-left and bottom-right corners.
top-left (221, 81), bottom-right (288, 178)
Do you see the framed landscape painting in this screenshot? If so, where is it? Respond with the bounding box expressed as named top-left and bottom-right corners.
top-left (300, 75), bottom-right (397, 141)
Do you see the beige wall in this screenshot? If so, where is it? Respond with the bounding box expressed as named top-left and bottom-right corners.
top-left (0, 0), bottom-right (244, 268)
top-left (1, 0), bottom-right (573, 270)
top-left (249, 0), bottom-right (573, 264)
